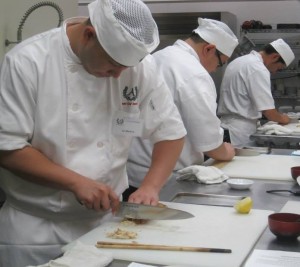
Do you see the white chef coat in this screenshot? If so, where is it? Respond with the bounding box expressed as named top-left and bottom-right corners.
top-left (218, 50), bottom-right (275, 147)
top-left (0, 18), bottom-right (186, 267)
top-left (127, 40), bottom-right (224, 188)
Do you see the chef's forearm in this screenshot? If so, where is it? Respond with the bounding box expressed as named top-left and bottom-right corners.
top-left (0, 146), bottom-right (86, 191)
top-left (141, 138), bottom-right (184, 190)
top-left (205, 142), bottom-right (235, 161)
top-left (263, 109), bottom-right (290, 125)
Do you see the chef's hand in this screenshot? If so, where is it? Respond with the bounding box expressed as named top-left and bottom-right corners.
top-left (279, 114), bottom-right (290, 125)
top-left (128, 184), bottom-right (159, 206)
top-left (72, 177), bottom-right (119, 212)
top-left (205, 142), bottom-right (235, 161)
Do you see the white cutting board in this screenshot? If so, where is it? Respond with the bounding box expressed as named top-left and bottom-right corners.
top-left (212, 154), bottom-right (299, 181)
top-left (280, 200), bottom-right (300, 213)
top-left (65, 202), bottom-right (273, 267)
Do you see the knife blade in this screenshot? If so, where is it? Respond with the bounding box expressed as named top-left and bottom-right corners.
top-left (235, 148), bottom-right (260, 157)
top-left (115, 202), bottom-right (194, 220)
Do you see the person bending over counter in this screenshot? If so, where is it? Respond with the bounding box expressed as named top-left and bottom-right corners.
top-left (124, 18), bottom-right (239, 200)
top-left (218, 38), bottom-right (295, 147)
top-left (0, 0), bottom-right (186, 266)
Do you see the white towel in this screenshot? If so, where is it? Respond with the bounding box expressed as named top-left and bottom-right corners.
top-left (128, 263), bottom-right (158, 267)
top-left (291, 150), bottom-right (300, 156)
top-left (27, 241), bottom-right (113, 267)
top-left (128, 264), bottom-right (190, 267)
top-left (257, 124), bottom-right (293, 135)
top-left (176, 165), bottom-right (228, 184)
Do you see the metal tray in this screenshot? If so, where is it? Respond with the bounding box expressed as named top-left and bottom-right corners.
top-left (170, 192), bottom-right (244, 207)
top-left (250, 133), bottom-right (300, 148)
top-left (251, 133), bottom-right (300, 142)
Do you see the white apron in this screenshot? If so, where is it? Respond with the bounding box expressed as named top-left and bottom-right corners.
top-left (221, 115), bottom-right (257, 148)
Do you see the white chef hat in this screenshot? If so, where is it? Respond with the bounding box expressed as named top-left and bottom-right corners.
top-left (88, 0), bottom-right (159, 67)
top-left (193, 18), bottom-right (238, 57)
top-left (270, 39), bottom-right (295, 66)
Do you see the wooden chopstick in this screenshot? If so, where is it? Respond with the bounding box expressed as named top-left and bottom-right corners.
top-left (96, 241), bottom-right (232, 253)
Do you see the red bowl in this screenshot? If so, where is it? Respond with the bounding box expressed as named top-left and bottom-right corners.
top-left (268, 213), bottom-right (300, 240)
top-left (291, 166), bottom-right (300, 181)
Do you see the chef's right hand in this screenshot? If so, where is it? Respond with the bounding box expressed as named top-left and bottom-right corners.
top-left (71, 177), bottom-right (119, 212)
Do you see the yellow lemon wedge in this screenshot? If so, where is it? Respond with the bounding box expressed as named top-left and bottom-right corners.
top-left (234, 197), bottom-right (253, 214)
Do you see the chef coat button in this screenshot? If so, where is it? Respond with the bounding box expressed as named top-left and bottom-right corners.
top-left (97, 141), bottom-right (104, 148)
top-left (69, 65), bottom-right (78, 73)
top-left (69, 141), bottom-right (76, 148)
top-left (72, 103), bottom-right (80, 112)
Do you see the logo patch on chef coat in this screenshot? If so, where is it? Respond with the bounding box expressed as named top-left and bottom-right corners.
top-left (122, 86), bottom-right (138, 106)
top-left (117, 118), bottom-right (124, 125)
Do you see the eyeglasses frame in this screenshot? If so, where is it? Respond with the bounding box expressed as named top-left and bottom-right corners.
top-left (215, 49), bottom-right (224, 68)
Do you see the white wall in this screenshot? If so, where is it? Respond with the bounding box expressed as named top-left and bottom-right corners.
top-left (144, 0), bottom-right (300, 36)
top-left (0, 0), bottom-right (78, 60)
top-left (145, 0), bottom-right (300, 33)
top-left (78, 1), bottom-right (300, 38)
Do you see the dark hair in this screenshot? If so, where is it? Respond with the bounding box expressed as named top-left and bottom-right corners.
top-left (85, 18), bottom-right (92, 26)
top-left (189, 32), bottom-right (225, 59)
top-left (189, 32), bottom-right (207, 44)
top-left (263, 43), bottom-right (285, 64)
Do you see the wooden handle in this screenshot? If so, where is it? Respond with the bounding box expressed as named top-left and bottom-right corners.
top-left (96, 241), bottom-right (231, 253)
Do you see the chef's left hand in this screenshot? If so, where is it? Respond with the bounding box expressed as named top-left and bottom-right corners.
top-left (128, 184), bottom-right (159, 206)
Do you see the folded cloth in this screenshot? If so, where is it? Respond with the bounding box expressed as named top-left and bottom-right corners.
top-left (176, 165), bottom-right (229, 184)
top-left (128, 263), bottom-right (158, 267)
top-left (257, 124), bottom-right (293, 135)
top-left (291, 150), bottom-right (300, 156)
top-left (27, 241), bottom-right (113, 267)
top-left (128, 264), bottom-right (190, 267)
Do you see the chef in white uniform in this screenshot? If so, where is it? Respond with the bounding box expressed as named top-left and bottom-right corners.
top-left (218, 39), bottom-right (295, 147)
top-left (125, 18), bottom-right (238, 198)
top-left (0, 0), bottom-right (186, 266)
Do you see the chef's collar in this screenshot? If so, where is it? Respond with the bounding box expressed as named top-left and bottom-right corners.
top-left (62, 17), bottom-right (85, 65)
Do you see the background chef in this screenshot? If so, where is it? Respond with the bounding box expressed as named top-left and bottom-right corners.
top-left (218, 38), bottom-right (295, 147)
top-left (0, 0), bottom-right (186, 266)
top-left (124, 18), bottom-right (238, 199)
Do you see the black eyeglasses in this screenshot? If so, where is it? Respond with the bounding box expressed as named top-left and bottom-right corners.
top-left (215, 50), bottom-right (224, 67)
top-left (277, 57), bottom-right (286, 66)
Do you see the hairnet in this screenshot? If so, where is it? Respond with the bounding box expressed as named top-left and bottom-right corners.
top-left (270, 39), bottom-right (295, 66)
top-left (88, 0), bottom-right (159, 67)
top-left (193, 18), bottom-right (238, 57)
